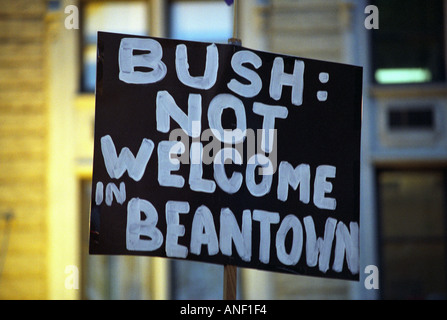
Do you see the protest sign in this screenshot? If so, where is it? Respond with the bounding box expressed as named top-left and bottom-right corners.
top-left (89, 32), bottom-right (362, 281)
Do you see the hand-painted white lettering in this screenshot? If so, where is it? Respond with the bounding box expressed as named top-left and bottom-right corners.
top-left (105, 181), bottom-right (126, 206)
top-left (333, 221), bottom-right (359, 274)
top-left (110, 37), bottom-right (360, 276)
top-left (95, 181), bottom-right (104, 205)
top-left (126, 198), bottom-right (163, 251)
top-left (156, 91), bottom-right (202, 138)
top-left (313, 165), bottom-right (337, 210)
top-left (246, 154), bottom-right (273, 197)
top-left (319, 72), bottom-right (329, 83)
top-left (275, 214), bottom-right (303, 266)
top-left (252, 103), bottom-right (288, 153)
top-left (269, 57), bottom-right (304, 106)
top-left (101, 135), bottom-right (154, 182)
top-left (175, 43), bottom-right (219, 90)
top-left (208, 94), bottom-right (246, 144)
top-left (227, 50), bottom-right (262, 98)
top-left (165, 201), bottom-right (189, 258)
top-left (303, 216), bottom-right (336, 273)
top-left (190, 205), bottom-right (219, 256)
top-left (157, 140), bottom-right (185, 188)
top-left (252, 210), bottom-right (280, 264)
top-left (213, 148), bottom-right (243, 194)
top-left (317, 91), bottom-right (328, 102)
top-left (123, 199), bottom-right (358, 273)
top-left (118, 38), bottom-right (167, 84)
top-left (220, 208), bottom-right (252, 262)
top-left (189, 142), bottom-right (216, 193)
top-left (277, 162), bottom-right (310, 203)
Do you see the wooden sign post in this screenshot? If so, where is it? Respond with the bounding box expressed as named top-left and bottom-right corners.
top-left (223, 265), bottom-right (237, 300)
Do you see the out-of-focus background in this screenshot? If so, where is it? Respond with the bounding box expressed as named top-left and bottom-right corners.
top-left (0, 0), bottom-right (446, 300)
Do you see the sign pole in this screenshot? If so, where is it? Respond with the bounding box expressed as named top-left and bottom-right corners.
top-left (223, 265), bottom-right (237, 300)
top-left (228, 0), bottom-right (241, 46)
top-left (224, 0), bottom-right (241, 300)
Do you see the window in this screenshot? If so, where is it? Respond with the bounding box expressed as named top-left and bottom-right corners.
top-left (377, 170), bottom-right (447, 299)
top-left (371, 0), bottom-right (446, 84)
top-left (388, 107), bottom-right (434, 130)
top-left (80, 1), bottom-right (149, 92)
top-left (168, 0), bottom-right (233, 43)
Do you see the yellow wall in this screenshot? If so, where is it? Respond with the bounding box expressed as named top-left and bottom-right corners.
top-left (0, 0), bottom-right (168, 300)
top-left (46, 1), bottom-right (81, 299)
top-left (0, 0), bottom-right (82, 299)
top-left (0, 0), bottom-right (49, 299)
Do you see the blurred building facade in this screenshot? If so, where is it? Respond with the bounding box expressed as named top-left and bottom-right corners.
top-left (0, 0), bottom-right (446, 299)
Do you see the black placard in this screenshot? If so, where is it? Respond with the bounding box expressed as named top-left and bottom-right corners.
top-left (89, 32), bottom-right (363, 281)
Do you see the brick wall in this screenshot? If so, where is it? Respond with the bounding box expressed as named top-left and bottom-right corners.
top-left (0, 0), bottom-right (49, 299)
top-left (266, 0), bottom-right (349, 62)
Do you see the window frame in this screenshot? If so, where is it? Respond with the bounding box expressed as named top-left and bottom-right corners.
top-left (166, 0), bottom-right (234, 44)
top-left (369, 0), bottom-right (447, 87)
top-left (375, 167), bottom-right (447, 299)
top-left (78, 0), bottom-right (153, 93)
